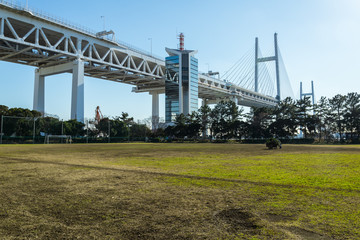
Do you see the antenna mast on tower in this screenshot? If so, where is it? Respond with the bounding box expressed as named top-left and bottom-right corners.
top-left (178, 33), bottom-right (184, 51)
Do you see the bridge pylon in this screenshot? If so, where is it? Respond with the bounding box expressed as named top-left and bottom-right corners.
top-left (255, 33), bottom-right (281, 101)
top-left (300, 81), bottom-right (315, 105)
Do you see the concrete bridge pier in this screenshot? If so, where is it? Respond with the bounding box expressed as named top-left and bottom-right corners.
top-left (71, 60), bottom-right (84, 122)
top-left (231, 96), bottom-right (238, 105)
top-left (33, 59), bottom-right (85, 123)
top-left (201, 98), bottom-right (209, 138)
top-left (33, 70), bottom-right (45, 115)
top-left (150, 91), bottom-right (160, 131)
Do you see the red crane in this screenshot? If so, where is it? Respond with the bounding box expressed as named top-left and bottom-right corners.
top-left (95, 106), bottom-right (103, 124)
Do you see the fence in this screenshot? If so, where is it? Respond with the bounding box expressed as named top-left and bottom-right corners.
top-left (0, 115), bottom-right (148, 144)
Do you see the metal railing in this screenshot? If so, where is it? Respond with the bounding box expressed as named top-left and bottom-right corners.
top-left (0, 0), bottom-right (164, 61)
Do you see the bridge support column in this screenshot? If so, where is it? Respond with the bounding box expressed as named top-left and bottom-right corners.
top-left (71, 60), bottom-right (84, 123)
top-left (231, 96), bottom-right (238, 105)
top-left (33, 69), bottom-right (45, 114)
top-left (33, 60), bottom-right (85, 123)
top-left (202, 99), bottom-right (208, 107)
top-left (150, 92), bottom-right (159, 131)
top-left (201, 99), bottom-right (209, 139)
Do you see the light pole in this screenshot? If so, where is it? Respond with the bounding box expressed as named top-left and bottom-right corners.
top-left (108, 119), bottom-right (110, 143)
top-left (148, 38), bottom-right (152, 56)
top-left (61, 120), bottom-right (64, 143)
top-left (101, 16), bottom-right (105, 30)
top-left (86, 120), bottom-right (89, 144)
top-left (33, 117), bottom-right (36, 144)
top-left (206, 63), bottom-right (210, 73)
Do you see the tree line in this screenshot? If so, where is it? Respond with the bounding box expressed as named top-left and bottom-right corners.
top-left (162, 92), bottom-right (360, 143)
top-left (1, 91), bottom-right (359, 143)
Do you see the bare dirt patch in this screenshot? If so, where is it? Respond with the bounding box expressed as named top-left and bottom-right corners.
top-left (285, 226), bottom-right (329, 240)
top-left (215, 208), bottom-right (260, 234)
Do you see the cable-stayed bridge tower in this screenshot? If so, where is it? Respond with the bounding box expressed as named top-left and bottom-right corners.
top-left (223, 33), bottom-right (294, 103)
top-left (300, 81), bottom-right (315, 105)
top-left (255, 33), bottom-right (281, 100)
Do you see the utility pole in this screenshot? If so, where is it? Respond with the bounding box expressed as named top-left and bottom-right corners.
top-left (108, 119), bottom-right (110, 143)
top-left (33, 117), bottom-right (36, 144)
top-left (86, 120), bottom-right (89, 144)
top-left (61, 120), bottom-right (64, 144)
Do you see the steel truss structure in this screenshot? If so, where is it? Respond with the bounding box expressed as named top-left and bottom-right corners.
top-left (0, 5), bottom-right (165, 82)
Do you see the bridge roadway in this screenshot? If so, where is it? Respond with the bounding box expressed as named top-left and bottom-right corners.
top-left (0, 2), bottom-right (277, 122)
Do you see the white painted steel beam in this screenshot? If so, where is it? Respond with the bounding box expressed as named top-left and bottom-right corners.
top-left (38, 61), bottom-right (74, 76)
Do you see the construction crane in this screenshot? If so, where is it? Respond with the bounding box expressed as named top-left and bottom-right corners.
top-left (95, 106), bottom-right (103, 124)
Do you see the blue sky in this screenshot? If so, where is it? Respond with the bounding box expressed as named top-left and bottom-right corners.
top-left (1, 0), bottom-right (359, 121)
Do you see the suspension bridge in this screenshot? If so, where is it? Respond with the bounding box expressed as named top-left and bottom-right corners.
top-left (0, 1), bottom-right (294, 123)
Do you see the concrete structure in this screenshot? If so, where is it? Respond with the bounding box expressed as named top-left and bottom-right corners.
top-left (0, 2), bottom-right (279, 124)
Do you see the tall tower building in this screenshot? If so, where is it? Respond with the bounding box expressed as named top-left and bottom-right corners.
top-left (165, 34), bottom-right (198, 123)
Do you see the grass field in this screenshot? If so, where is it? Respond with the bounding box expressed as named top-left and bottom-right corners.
top-left (0, 143), bottom-right (359, 239)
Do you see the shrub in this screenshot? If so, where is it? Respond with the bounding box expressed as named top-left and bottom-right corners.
top-left (266, 138), bottom-right (282, 149)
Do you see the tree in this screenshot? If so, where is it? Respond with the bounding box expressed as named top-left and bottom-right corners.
top-left (329, 94), bottom-right (346, 140)
top-left (247, 107), bottom-right (273, 139)
top-left (63, 120), bottom-right (84, 136)
top-left (313, 97), bottom-right (335, 141)
top-left (269, 97), bottom-right (297, 138)
top-left (210, 101), bottom-right (242, 139)
top-left (173, 113), bottom-right (187, 138)
top-left (199, 104), bottom-right (211, 139)
top-left (343, 92), bottom-right (360, 140)
top-left (1, 107), bottom-right (42, 137)
top-left (38, 117), bottom-right (62, 135)
top-left (185, 111), bottom-right (201, 139)
top-left (295, 97), bottom-right (313, 138)
top-left (0, 105), bottom-right (8, 116)
top-left (130, 123), bottom-right (151, 140)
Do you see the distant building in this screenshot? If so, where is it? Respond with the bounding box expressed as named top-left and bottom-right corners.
top-left (165, 48), bottom-right (198, 122)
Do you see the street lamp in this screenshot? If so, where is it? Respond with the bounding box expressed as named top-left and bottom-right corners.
top-left (148, 38), bottom-right (152, 56)
top-left (101, 16), bottom-right (105, 30)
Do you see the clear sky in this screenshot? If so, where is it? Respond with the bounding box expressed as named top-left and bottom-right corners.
top-left (1, 0), bottom-right (359, 121)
